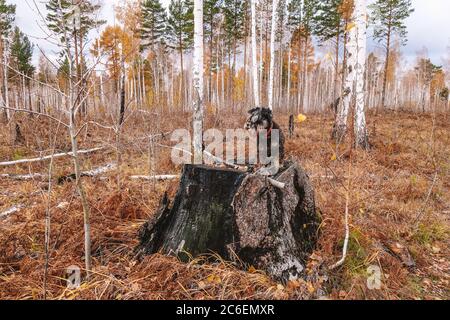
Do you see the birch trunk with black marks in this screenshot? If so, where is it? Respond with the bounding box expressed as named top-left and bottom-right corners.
top-left (251, 0), bottom-right (260, 107)
top-left (193, 0), bottom-right (204, 165)
top-left (353, 0), bottom-right (369, 149)
top-left (268, 0), bottom-right (279, 110)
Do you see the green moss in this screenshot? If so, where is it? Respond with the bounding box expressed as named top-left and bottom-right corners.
top-left (412, 222), bottom-right (448, 246)
top-left (406, 275), bottom-right (425, 299)
top-left (12, 149), bottom-right (25, 161)
top-left (343, 229), bottom-right (369, 276)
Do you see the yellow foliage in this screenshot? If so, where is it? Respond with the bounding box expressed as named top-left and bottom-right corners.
top-left (345, 22), bottom-right (355, 32)
top-left (296, 114), bottom-right (307, 123)
top-left (95, 25), bottom-right (133, 81)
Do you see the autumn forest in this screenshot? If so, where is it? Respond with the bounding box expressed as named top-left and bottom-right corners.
top-left (0, 0), bottom-right (448, 301)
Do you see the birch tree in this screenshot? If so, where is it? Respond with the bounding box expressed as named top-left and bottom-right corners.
top-left (167, 0), bottom-right (194, 109)
top-left (332, 1), bottom-right (355, 141)
top-left (193, 0), bottom-right (204, 164)
top-left (353, 0), bottom-right (369, 148)
top-left (251, 0), bottom-right (260, 106)
top-left (0, 0), bottom-right (15, 121)
top-left (268, 0), bottom-right (279, 110)
top-left (332, 0), bottom-right (369, 148)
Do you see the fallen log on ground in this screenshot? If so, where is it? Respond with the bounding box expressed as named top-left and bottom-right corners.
top-left (137, 163), bottom-right (320, 282)
top-left (0, 205), bottom-right (25, 219)
top-left (57, 163), bottom-right (116, 184)
top-left (0, 173), bottom-right (46, 181)
top-left (0, 146), bottom-right (105, 167)
top-left (130, 175), bottom-right (180, 181)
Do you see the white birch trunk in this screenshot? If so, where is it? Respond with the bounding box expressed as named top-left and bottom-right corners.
top-left (268, 0), bottom-right (279, 110)
top-left (353, 0), bottom-right (369, 148)
top-left (193, 0), bottom-right (204, 164)
top-left (334, 3), bottom-right (357, 140)
top-left (3, 41), bottom-right (9, 118)
top-left (287, 41), bottom-right (292, 111)
top-left (251, 0), bottom-right (260, 107)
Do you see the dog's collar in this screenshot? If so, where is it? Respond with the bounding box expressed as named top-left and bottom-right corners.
top-left (266, 125), bottom-right (273, 138)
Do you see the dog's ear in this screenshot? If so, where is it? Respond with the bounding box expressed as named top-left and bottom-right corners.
top-left (248, 107), bottom-right (260, 114)
top-left (260, 107), bottom-right (273, 118)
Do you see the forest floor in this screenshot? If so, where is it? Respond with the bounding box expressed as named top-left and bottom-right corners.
top-left (0, 110), bottom-right (448, 300)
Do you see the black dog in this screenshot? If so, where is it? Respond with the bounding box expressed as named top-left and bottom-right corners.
top-left (245, 107), bottom-right (285, 175)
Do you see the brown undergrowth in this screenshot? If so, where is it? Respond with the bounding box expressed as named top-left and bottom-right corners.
top-left (0, 110), bottom-right (448, 300)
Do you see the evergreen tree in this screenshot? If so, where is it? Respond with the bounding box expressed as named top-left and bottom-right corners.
top-left (46, 0), bottom-right (105, 42)
top-left (369, 0), bottom-right (414, 110)
top-left (203, 0), bottom-right (220, 41)
top-left (140, 0), bottom-right (168, 50)
top-left (313, 0), bottom-right (343, 42)
top-left (222, 0), bottom-right (246, 70)
top-left (0, 0), bottom-right (15, 38)
top-left (10, 27), bottom-right (35, 86)
top-left (167, 0), bottom-right (194, 55)
top-left (313, 0), bottom-right (345, 99)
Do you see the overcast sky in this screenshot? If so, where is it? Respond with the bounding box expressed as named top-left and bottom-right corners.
top-left (10, 0), bottom-right (450, 68)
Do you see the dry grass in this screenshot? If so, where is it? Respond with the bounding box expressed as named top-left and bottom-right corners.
top-left (0, 110), bottom-right (448, 300)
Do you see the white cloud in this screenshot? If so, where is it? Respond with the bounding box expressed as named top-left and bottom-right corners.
top-left (8, 0), bottom-right (450, 68)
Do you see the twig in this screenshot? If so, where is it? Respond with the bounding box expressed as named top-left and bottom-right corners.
top-left (413, 171), bottom-right (439, 226)
top-left (329, 187), bottom-right (350, 270)
top-left (1, 107), bottom-right (69, 128)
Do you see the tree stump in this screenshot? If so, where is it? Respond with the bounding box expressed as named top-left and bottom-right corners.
top-left (137, 163), bottom-right (320, 282)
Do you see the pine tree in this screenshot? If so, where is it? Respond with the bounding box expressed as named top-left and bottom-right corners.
top-left (0, 0), bottom-right (15, 37)
top-left (46, 0), bottom-right (105, 44)
top-left (370, 0), bottom-right (414, 110)
top-left (10, 27), bottom-right (35, 86)
top-left (140, 0), bottom-right (168, 50)
top-left (314, 0), bottom-right (343, 42)
top-left (313, 0), bottom-right (345, 99)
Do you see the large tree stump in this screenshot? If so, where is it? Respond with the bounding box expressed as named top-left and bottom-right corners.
top-left (137, 163), bottom-right (320, 282)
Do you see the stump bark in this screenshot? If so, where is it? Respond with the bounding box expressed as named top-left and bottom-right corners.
top-left (137, 163), bottom-right (320, 282)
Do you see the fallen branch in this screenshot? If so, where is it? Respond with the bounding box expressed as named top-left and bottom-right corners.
top-left (0, 147), bottom-right (105, 167)
top-left (0, 173), bottom-right (46, 181)
top-left (130, 175), bottom-right (179, 181)
top-left (58, 163), bottom-right (117, 184)
top-left (0, 205), bottom-right (25, 219)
